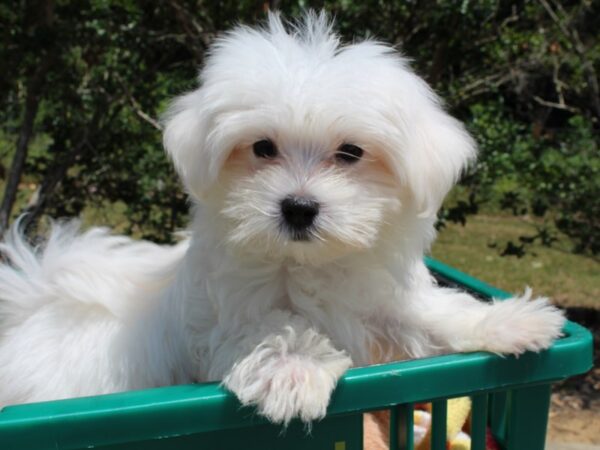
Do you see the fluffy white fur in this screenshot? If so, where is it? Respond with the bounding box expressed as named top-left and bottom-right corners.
top-left (0, 12), bottom-right (565, 425)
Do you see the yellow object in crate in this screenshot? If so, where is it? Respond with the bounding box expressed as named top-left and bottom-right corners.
top-left (415, 397), bottom-right (472, 449)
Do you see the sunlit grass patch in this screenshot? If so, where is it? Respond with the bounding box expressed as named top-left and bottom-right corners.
top-left (431, 214), bottom-right (599, 309)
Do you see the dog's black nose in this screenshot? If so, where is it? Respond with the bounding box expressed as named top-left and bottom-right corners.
top-left (281, 196), bottom-right (319, 232)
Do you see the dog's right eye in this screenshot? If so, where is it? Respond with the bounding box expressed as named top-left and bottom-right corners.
top-left (335, 144), bottom-right (363, 164)
top-left (252, 139), bottom-right (278, 159)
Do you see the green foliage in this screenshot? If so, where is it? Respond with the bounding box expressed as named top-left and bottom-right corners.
top-left (460, 102), bottom-right (599, 255)
top-left (0, 0), bottom-right (598, 253)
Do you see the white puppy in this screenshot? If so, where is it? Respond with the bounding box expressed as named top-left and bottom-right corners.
top-left (0, 12), bottom-right (564, 425)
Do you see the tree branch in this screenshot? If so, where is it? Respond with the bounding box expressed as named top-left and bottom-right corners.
top-left (537, 0), bottom-right (600, 120)
top-left (168, 0), bottom-right (215, 63)
top-left (0, 0), bottom-right (56, 235)
top-left (116, 76), bottom-right (162, 131)
top-left (20, 101), bottom-right (124, 232)
top-left (532, 95), bottom-right (578, 113)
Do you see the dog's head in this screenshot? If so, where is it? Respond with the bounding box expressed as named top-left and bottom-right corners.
top-left (163, 12), bottom-right (476, 264)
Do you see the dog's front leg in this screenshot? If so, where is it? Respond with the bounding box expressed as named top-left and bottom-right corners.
top-left (217, 310), bottom-right (352, 425)
top-left (403, 287), bottom-right (565, 357)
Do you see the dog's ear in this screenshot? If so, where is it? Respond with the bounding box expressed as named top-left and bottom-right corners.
top-left (405, 104), bottom-right (476, 217)
top-left (388, 74), bottom-right (477, 218)
top-left (162, 89), bottom-right (222, 200)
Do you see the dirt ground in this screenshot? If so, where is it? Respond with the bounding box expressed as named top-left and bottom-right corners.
top-left (547, 307), bottom-right (600, 445)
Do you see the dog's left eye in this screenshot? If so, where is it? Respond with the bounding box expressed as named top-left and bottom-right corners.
top-left (253, 139), bottom-right (278, 159)
top-left (335, 144), bottom-right (364, 164)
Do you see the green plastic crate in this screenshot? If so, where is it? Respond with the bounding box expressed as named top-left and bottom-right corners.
top-left (0, 258), bottom-right (592, 450)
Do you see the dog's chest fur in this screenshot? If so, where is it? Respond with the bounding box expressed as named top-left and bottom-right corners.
top-left (180, 235), bottom-right (409, 377)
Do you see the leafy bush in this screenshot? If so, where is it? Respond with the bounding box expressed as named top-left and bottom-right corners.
top-left (449, 102), bottom-right (599, 255)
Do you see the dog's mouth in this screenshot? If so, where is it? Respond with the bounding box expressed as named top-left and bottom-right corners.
top-left (289, 229), bottom-right (311, 242)
top-left (281, 224), bottom-right (314, 242)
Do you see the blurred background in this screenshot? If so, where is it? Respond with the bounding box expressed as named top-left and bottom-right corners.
top-left (1, 0), bottom-right (598, 443)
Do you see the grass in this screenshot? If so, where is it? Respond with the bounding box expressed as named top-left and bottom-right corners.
top-left (431, 214), bottom-right (599, 309)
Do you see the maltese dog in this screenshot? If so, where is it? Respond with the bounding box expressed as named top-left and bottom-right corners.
top-left (0, 12), bottom-right (564, 425)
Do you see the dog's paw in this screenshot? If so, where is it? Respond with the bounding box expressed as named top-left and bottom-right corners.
top-left (222, 329), bottom-right (352, 425)
top-left (479, 288), bottom-right (565, 355)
